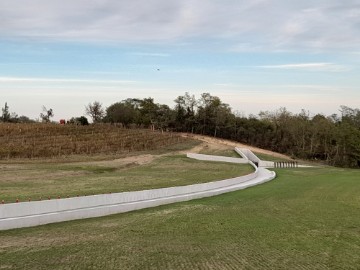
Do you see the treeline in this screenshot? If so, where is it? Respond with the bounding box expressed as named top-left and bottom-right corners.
top-left (2, 93), bottom-right (360, 167)
top-left (0, 102), bottom-right (35, 123)
top-left (83, 93), bottom-right (360, 168)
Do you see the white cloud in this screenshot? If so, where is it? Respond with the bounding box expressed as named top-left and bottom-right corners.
top-left (1, 1), bottom-right (360, 51)
top-left (0, 77), bottom-right (136, 84)
top-left (258, 63), bottom-right (348, 72)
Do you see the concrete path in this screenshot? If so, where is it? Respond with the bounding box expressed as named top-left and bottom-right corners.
top-left (0, 151), bottom-right (276, 231)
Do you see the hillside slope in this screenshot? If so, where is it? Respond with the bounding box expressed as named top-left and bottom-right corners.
top-left (0, 123), bottom-right (189, 159)
top-left (182, 133), bottom-right (292, 160)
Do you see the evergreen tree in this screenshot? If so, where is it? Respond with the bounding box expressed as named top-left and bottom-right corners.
top-left (1, 102), bottom-right (11, 122)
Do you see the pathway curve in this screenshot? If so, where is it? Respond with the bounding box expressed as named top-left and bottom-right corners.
top-left (0, 150), bottom-right (276, 231)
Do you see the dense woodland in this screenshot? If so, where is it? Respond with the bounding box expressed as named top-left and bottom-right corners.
top-left (2, 93), bottom-right (360, 167)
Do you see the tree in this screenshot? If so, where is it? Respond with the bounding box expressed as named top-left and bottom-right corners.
top-left (138, 98), bottom-right (159, 129)
top-left (1, 102), bottom-right (11, 122)
top-left (197, 93), bottom-right (214, 134)
top-left (340, 105), bottom-right (360, 129)
top-left (196, 93), bottom-right (233, 137)
top-left (174, 95), bottom-right (187, 130)
top-left (17, 115), bottom-right (35, 123)
top-left (155, 104), bottom-right (173, 131)
top-left (85, 101), bottom-right (105, 123)
top-left (105, 102), bottom-right (137, 126)
top-left (40, 106), bottom-right (54, 123)
top-left (68, 116), bottom-right (89, 125)
top-left (77, 116), bottom-right (89, 125)
top-left (174, 92), bottom-right (197, 132)
top-left (213, 102), bottom-right (232, 138)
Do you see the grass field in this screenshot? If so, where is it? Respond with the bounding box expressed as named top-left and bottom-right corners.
top-left (1, 167), bottom-right (359, 269)
top-left (0, 153), bottom-right (253, 203)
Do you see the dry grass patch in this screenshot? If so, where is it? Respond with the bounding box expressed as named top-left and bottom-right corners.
top-left (183, 133), bottom-right (291, 160)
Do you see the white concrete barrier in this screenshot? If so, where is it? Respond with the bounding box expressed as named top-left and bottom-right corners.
top-left (0, 150), bottom-right (276, 230)
top-left (259, 160), bottom-right (275, 168)
top-left (235, 148), bottom-right (260, 162)
top-left (235, 147), bottom-right (275, 168)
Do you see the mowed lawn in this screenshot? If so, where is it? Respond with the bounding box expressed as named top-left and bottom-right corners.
top-left (1, 167), bottom-right (359, 269)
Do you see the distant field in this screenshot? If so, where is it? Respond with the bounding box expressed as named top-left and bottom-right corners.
top-left (0, 123), bottom-right (190, 159)
top-left (1, 167), bottom-right (359, 269)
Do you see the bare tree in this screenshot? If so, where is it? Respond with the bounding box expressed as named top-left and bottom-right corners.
top-left (40, 106), bottom-right (54, 123)
top-left (85, 101), bottom-right (105, 123)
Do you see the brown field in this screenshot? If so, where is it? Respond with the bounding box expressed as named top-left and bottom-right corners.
top-left (0, 124), bottom-right (255, 203)
top-left (0, 123), bottom-right (188, 159)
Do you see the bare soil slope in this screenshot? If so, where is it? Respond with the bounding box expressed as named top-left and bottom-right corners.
top-left (181, 133), bottom-right (291, 160)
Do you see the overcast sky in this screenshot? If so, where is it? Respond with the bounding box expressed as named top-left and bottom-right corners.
top-left (1, 0), bottom-right (359, 121)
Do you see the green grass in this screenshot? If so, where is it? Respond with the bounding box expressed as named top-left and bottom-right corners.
top-left (0, 155), bottom-right (254, 203)
top-left (1, 167), bottom-right (359, 269)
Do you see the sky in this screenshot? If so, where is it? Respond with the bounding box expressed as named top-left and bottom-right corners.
top-left (1, 0), bottom-right (360, 121)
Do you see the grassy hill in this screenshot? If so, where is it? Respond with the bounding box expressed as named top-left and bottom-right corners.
top-left (1, 167), bottom-right (359, 269)
top-left (1, 128), bottom-right (359, 269)
top-left (0, 125), bottom-right (257, 203)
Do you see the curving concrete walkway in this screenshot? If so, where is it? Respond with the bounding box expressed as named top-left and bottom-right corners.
top-left (0, 150), bottom-right (276, 231)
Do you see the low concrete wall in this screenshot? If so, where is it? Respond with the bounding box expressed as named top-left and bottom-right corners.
top-left (235, 148), bottom-right (275, 168)
top-left (259, 160), bottom-right (275, 168)
top-left (0, 151), bottom-right (276, 231)
top-left (236, 148), bottom-right (260, 163)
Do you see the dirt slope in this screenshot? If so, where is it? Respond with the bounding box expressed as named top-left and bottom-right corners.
top-left (181, 133), bottom-right (291, 160)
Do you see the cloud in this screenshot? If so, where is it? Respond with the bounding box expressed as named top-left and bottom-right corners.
top-left (258, 63), bottom-right (348, 72)
top-left (0, 77), bottom-right (136, 84)
top-left (1, 1), bottom-right (360, 51)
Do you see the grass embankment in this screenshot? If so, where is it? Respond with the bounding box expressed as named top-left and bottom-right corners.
top-left (0, 154), bottom-right (254, 203)
top-left (1, 167), bottom-right (359, 269)
top-left (199, 147), bottom-right (240, 157)
top-left (253, 151), bottom-right (291, 162)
